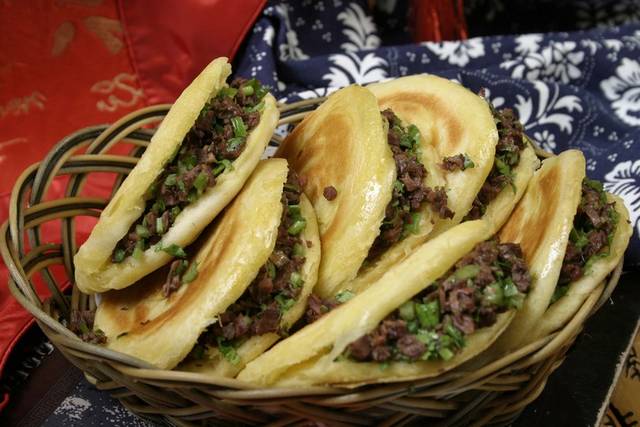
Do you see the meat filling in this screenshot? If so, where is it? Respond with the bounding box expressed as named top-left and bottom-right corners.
top-left (366, 109), bottom-right (454, 262)
top-left (553, 178), bottom-right (619, 303)
top-left (70, 309), bottom-right (106, 345)
top-left (465, 95), bottom-right (527, 220)
top-left (111, 78), bottom-right (268, 263)
top-left (188, 171), bottom-right (307, 364)
top-left (347, 240), bottom-right (531, 363)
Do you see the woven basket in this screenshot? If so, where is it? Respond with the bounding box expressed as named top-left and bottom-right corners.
top-left (1, 98), bottom-right (623, 427)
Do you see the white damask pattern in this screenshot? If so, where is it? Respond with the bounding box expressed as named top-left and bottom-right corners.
top-left (426, 38), bottom-right (485, 67)
top-left (501, 39), bottom-right (585, 84)
top-left (514, 81), bottom-right (583, 134)
top-left (601, 58), bottom-right (640, 126)
top-left (604, 160), bottom-right (640, 235)
top-left (275, 4), bottom-right (309, 61)
top-left (322, 3), bottom-right (387, 86)
top-left (337, 3), bottom-right (380, 51)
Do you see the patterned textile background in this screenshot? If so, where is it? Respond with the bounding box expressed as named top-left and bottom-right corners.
top-left (29, 0), bottom-right (640, 425)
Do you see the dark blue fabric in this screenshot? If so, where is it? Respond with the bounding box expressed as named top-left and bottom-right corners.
top-left (235, 0), bottom-right (640, 267)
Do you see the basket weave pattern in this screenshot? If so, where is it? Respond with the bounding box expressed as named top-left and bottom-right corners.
top-left (1, 100), bottom-right (623, 426)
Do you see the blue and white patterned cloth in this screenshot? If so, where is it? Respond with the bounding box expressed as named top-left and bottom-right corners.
top-left (236, 0), bottom-right (640, 268)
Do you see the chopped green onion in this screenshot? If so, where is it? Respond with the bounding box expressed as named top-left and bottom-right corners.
top-left (182, 262), bottom-right (199, 284)
top-left (445, 323), bottom-right (465, 348)
top-left (171, 206), bottom-right (181, 219)
top-left (584, 178), bottom-right (603, 192)
top-left (288, 219), bottom-right (306, 235)
top-left (292, 243), bottom-right (306, 257)
top-left (132, 241), bottom-right (145, 260)
top-left (503, 279), bottom-right (518, 298)
top-left (79, 322), bottom-right (90, 334)
top-left (398, 301), bottom-right (416, 321)
top-left (404, 212), bottom-right (421, 235)
top-left (152, 199), bottom-right (165, 214)
top-left (335, 290), bottom-right (355, 303)
top-left (164, 174), bottom-right (177, 187)
top-left (179, 153), bottom-right (197, 172)
top-left (113, 249), bottom-right (125, 263)
top-left (156, 217), bottom-right (165, 235)
top-left (288, 204), bottom-right (302, 217)
top-left (212, 163), bottom-right (225, 176)
top-left (136, 224), bottom-right (150, 238)
top-left (393, 180), bottom-right (405, 194)
top-left (495, 158), bottom-right (513, 180)
top-left (266, 261), bottom-right (276, 279)
top-left (275, 294), bottom-right (295, 312)
top-left (218, 87), bottom-right (238, 98)
top-left (570, 227), bottom-right (589, 249)
top-left (483, 283), bottom-right (504, 306)
top-left (231, 116), bottom-right (247, 137)
top-left (245, 100), bottom-right (265, 113)
top-left (193, 172), bottom-right (209, 194)
top-left (453, 264), bottom-right (480, 280)
top-left (416, 300), bottom-right (440, 328)
top-left (187, 189), bottom-right (198, 203)
top-left (227, 137), bottom-right (244, 151)
top-left (161, 244), bottom-right (187, 258)
top-left (438, 347), bottom-right (454, 361)
top-left (407, 124), bottom-right (421, 146)
top-left (463, 154), bottom-right (475, 169)
top-left (241, 85), bottom-right (254, 96)
top-left (289, 272), bottom-right (304, 288)
top-left (212, 159), bottom-right (234, 176)
top-left (407, 320), bottom-right (419, 334)
top-left (216, 337), bottom-right (240, 365)
top-left (175, 259), bottom-right (188, 276)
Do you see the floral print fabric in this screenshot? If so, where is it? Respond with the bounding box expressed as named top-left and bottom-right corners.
top-left (236, 0), bottom-right (640, 268)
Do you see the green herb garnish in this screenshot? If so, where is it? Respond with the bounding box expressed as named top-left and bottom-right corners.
top-left (217, 337), bottom-right (240, 365)
top-left (182, 262), bottom-right (199, 284)
top-left (335, 290), bottom-right (355, 303)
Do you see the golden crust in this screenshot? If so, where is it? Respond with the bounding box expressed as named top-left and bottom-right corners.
top-left (276, 312), bottom-right (513, 387)
top-left (75, 58), bottom-right (279, 294)
top-left (237, 220), bottom-right (506, 387)
top-left (276, 85), bottom-right (396, 298)
top-left (488, 150), bottom-right (586, 354)
top-left (94, 159), bottom-right (290, 369)
top-left (341, 75), bottom-right (500, 296)
top-left (482, 143), bottom-right (539, 234)
top-left (532, 193), bottom-right (631, 340)
top-left (179, 193), bottom-right (321, 377)
top-left (367, 75), bottom-right (497, 225)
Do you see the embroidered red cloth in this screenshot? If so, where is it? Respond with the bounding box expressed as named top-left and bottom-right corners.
top-left (0, 0), bottom-right (264, 410)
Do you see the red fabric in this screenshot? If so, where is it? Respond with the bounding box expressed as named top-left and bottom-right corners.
top-left (410, 0), bottom-right (468, 42)
top-left (119, 0), bottom-right (267, 104)
top-left (0, 0), bottom-right (264, 412)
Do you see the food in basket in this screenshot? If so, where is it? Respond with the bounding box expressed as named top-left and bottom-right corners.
top-left (277, 77), bottom-right (507, 299)
top-left (237, 220), bottom-right (532, 387)
top-left (93, 159), bottom-right (320, 372)
top-left (348, 76), bottom-right (540, 295)
top-left (74, 57), bottom-right (279, 294)
top-left (478, 150), bottom-right (632, 358)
